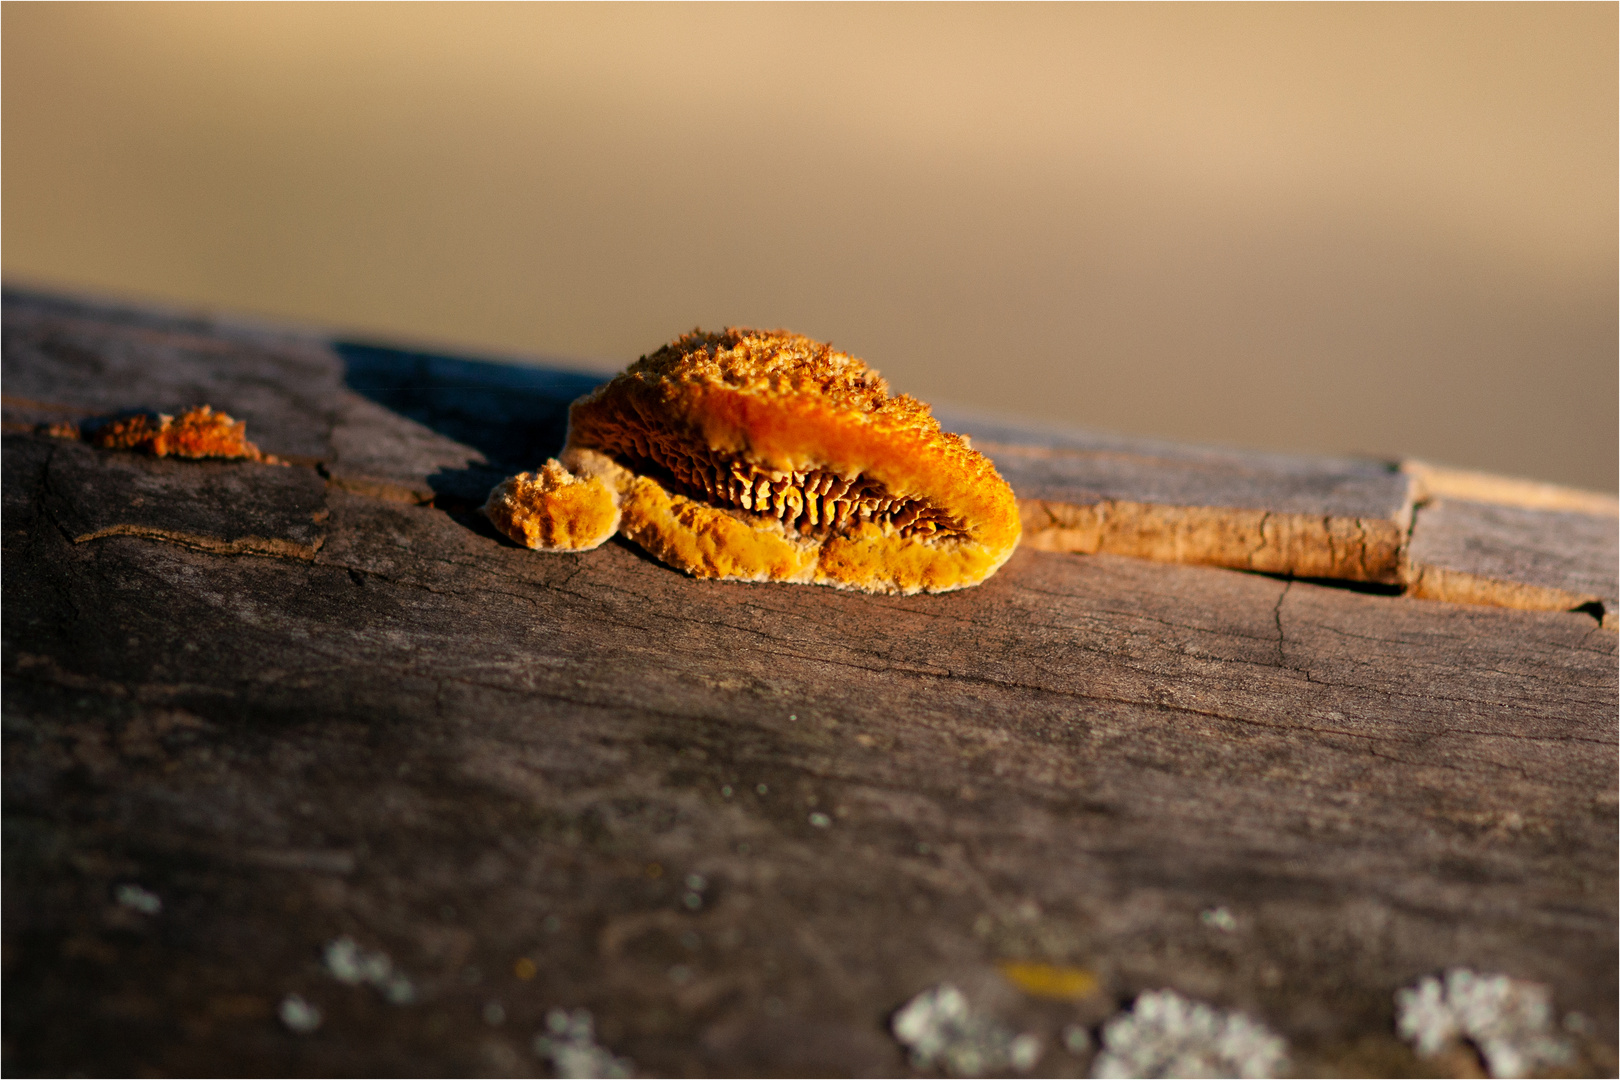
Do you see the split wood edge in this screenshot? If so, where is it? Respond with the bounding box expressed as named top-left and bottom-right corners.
top-left (1019, 463), bottom-right (1617, 628)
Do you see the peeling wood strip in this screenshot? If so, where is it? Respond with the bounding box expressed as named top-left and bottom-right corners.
top-left (1404, 563), bottom-right (1605, 620)
top-left (976, 425), bottom-right (1417, 586)
top-left (1018, 500), bottom-right (1407, 584)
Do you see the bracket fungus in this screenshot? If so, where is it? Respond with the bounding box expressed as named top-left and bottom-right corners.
top-left (67, 405), bottom-right (276, 462)
top-left (483, 328), bottom-right (1021, 593)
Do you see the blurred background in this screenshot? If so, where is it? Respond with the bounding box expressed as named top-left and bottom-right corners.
top-left (4, 3), bottom-right (1614, 489)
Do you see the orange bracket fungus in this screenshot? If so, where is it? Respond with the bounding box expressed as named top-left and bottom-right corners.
top-left (483, 328), bottom-right (1021, 594)
top-left (70, 405), bottom-right (277, 463)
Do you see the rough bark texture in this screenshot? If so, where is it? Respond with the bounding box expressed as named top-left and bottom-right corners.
top-left (3, 290), bottom-right (1616, 1078)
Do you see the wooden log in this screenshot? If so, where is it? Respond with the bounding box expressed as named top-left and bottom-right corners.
top-left (3, 289), bottom-right (1615, 1077)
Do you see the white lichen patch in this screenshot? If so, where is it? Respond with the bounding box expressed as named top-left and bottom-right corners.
top-left (1062, 1024), bottom-right (1093, 1054)
top-left (278, 993), bottom-right (323, 1034)
top-left (533, 1007), bottom-right (633, 1079)
top-left (891, 984), bottom-right (1042, 1077)
top-left (323, 936), bottom-right (417, 1005)
top-left (1395, 969), bottom-right (1574, 1079)
top-left (115, 883), bottom-right (162, 915)
top-left (1090, 990), bottom-right (1287, 1079)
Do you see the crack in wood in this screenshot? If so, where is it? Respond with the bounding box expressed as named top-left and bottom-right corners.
top-left (71, 524), bottom-right (322, 560)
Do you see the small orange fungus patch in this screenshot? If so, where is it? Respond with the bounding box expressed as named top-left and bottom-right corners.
top-left (484, 459), bottom-right (620, 552)
top-left (513, 957), bottom-right (538, 980)
top-left (484, 328), bottom-right (1020, 593)
top-left (997, 961), bottom-right (1101, 1001)
top-left (81, 405), bottom-right (276, 462)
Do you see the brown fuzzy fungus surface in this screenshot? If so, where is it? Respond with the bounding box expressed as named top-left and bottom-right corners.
top-left (485, 328), bottom-right (1022, 593)
top-left (82, 405), bottom-right (275, 462)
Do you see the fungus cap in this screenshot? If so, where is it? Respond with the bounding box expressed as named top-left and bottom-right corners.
top-left (485, 328), bottom-right (1020, 594)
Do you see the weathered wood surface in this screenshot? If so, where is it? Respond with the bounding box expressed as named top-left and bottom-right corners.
top-left (1407, 499), bottom-right (1618, 627)
top-left (3, 290), bottom-right (1616, 1077)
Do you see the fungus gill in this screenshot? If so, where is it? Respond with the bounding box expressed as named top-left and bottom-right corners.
top-left (482, 328), bottom-right (1021, 593)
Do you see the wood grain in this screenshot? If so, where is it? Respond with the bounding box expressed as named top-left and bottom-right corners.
top-left (3, 290), bottom-right (1615, 1077)
top-left (1406, 498), bottom-right (1619, 627)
